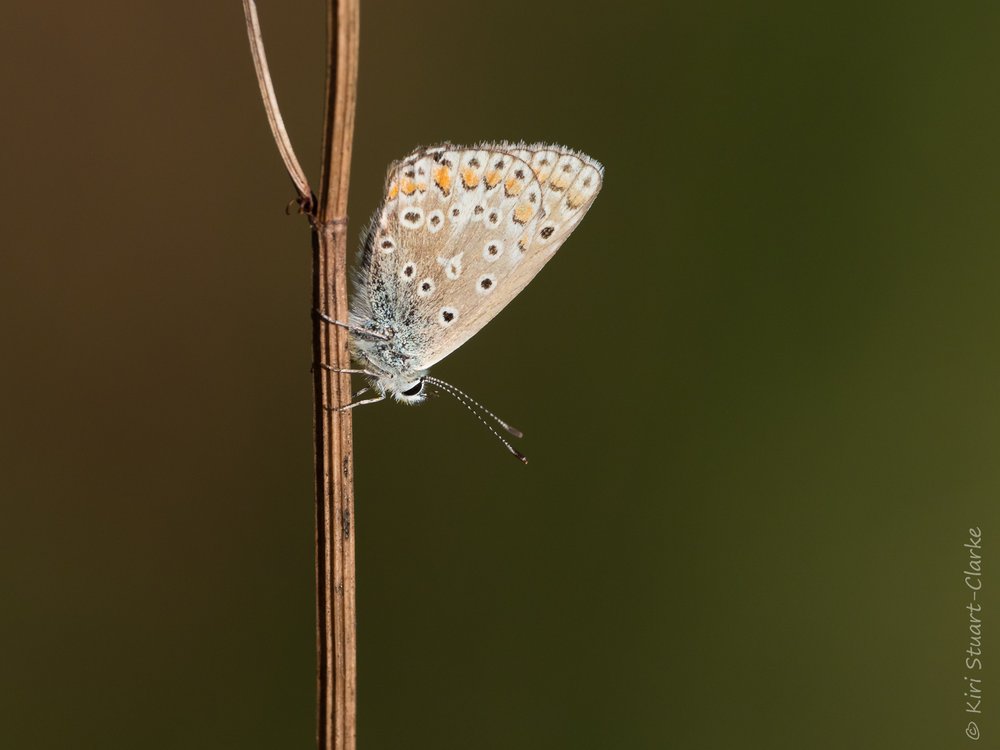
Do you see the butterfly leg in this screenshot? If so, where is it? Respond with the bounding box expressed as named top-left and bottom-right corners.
top-left (325, 393), bottom-right (386, 412)
top-left (318, 364), bottom-right (380, 377)
top-left (313, 310), bottom-right (391, 341)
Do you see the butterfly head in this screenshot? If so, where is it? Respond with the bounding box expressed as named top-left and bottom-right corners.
top-left (393, 377), bottom-right (427, 404)
top-left (374, 372), bottom-right (430, 405)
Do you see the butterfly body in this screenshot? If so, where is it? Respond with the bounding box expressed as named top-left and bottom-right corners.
top-left (348, 142), bottom-right (603, 406)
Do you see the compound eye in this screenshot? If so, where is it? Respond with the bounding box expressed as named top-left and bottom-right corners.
top-left (401, 380), bottom-right (423, 397)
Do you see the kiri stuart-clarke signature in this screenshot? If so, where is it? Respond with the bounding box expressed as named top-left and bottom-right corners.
top-left (962, 526), bottom-right (983, 741)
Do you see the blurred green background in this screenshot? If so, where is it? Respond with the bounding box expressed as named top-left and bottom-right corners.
top-left (2, 1), bottom-right (998, 748)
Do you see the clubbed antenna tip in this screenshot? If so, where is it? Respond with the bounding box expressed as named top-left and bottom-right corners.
top-left (425, 376), bottom-right (529, 465)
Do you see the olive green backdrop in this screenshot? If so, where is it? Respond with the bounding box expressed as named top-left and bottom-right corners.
top-left (3, 1), bottom-right (998, 748)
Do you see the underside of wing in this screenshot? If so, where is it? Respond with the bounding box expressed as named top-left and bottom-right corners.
top-left (353, 142), bottom-right (603, 372)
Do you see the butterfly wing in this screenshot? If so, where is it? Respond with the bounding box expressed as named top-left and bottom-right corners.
top-left (355, 142), bottom-right (603, 372)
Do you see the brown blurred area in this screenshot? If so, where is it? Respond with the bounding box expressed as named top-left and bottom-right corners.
top-left (3, 2), bottom-right (1000, 748)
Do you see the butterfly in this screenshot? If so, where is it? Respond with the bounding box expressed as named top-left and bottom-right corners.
top-left (324, 142), bottom-right (603, 462)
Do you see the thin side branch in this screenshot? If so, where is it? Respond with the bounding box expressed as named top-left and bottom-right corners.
top-left (242, 0), bottom-right (313, 207)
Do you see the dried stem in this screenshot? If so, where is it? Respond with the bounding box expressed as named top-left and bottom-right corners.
top-left (240, 1), bottom-right (360, 748)
top-left (241, 0), bottom-right (313, 207)
top-left (314, 2), bottom-right (360, 750)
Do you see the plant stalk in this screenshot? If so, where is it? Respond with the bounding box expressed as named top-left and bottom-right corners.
top-left (315, 1), bottom-right (360, 747)
top-left (241, 1), bottom-right (360, 747)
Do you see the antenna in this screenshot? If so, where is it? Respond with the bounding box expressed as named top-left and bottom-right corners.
top-left (424, 376), bottom-right (528, 464)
